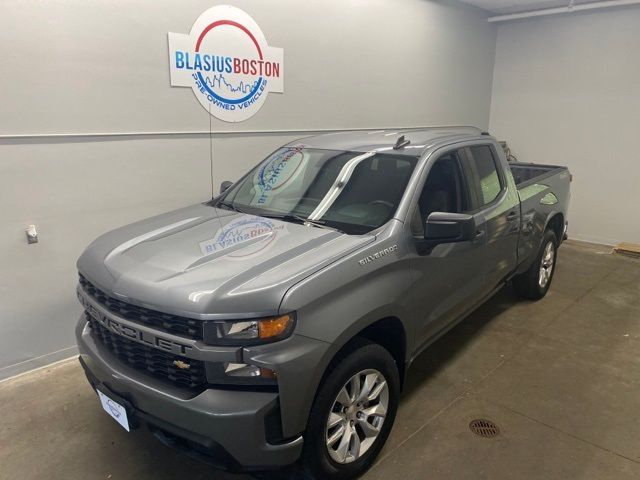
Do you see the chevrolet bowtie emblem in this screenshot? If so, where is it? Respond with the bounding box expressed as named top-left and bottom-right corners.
top-left (172, 360), bottom-right (191, 370)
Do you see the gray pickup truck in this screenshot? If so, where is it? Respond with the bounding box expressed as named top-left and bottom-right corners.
top-left (76, 127), bottom-right (570, 479)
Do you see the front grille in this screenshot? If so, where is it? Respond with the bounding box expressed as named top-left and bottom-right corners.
top-left (87, 315), bottom-right (207, 390)
top-left (79, 274), bottom-right (202, 340)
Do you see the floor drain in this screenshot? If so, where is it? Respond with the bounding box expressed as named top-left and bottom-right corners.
top-left (469, 419), bottom-right (500, 438)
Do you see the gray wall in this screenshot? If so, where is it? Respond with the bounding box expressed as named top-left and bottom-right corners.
top-left (0, 0), bottom-right (497, 378)
top-left (489, 6), bottom-right (640, 245)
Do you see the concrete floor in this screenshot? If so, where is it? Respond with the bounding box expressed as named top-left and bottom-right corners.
top-left (1, 241), bottom-right (639, 480)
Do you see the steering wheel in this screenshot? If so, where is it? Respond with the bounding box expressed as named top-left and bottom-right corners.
top-left (368, 200), bottom-right (394, 210)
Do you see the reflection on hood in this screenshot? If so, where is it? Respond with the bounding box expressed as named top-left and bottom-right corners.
top-left (198, 216), bottom-right (288, 260)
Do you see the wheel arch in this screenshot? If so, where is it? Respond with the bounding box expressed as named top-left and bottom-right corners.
top-left (314, 314), bottom-right (408, 399)
top-left (293, 314), bottom-right (408, 436)
top-left (355, 317), bottom-right (407, 385)
top-left (545, 212), bottom-right (565, 244)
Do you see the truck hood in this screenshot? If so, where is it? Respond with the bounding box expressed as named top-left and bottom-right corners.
top-left (77, 203), bottom-right (374, 317)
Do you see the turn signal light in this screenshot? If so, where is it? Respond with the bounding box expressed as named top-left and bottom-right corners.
top-left (260, 367), bottom-right (278, 379)
top-left (223, 363), bottom-right (278, 385)
top-left (259, 314), bottom-right (293, 340)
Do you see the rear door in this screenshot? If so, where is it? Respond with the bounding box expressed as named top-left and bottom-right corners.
top-left (461, 144), bottom-right (520, 288)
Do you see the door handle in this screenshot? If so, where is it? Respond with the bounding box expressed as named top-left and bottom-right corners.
top-left (506, 211), bottom-right (518, 221)
top-left (474, 230), bottom-right (485, 239)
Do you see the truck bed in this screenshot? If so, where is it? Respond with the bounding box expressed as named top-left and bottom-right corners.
top-left (510, 161), bottom-right (571, 271)
top-left (510, 163), bottom-right (568, 189)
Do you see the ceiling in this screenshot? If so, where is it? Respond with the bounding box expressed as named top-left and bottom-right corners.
top-left (460, 0), bottom-right (601, 14)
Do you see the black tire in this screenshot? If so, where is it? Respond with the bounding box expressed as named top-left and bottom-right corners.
top-left (513, 229), bottom-right (558, 300)
top-left (300, 339), bottom-right (400, 480)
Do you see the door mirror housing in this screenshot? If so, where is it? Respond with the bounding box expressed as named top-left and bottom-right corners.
top-left (219, 181), bottom-right (233, 195)
top-left (424, 212), bottom-right (475, 243)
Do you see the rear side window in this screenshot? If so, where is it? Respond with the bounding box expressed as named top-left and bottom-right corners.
top-left (466, 145), bottom-right (503, 208)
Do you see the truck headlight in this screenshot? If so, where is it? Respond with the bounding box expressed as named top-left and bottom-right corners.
top-left (203, 313), bottom-right (295, 346)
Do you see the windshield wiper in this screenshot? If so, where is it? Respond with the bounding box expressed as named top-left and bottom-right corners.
top-left (215, 204), bottom-right (343, 233)
top-left (261, 213), bottom-right (342, 232)
top-left (217, 201), bottom-right (246, 214)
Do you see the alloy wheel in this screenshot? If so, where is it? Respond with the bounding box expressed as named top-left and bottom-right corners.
top-left (538, 241), bottom-right (555, 288)
top-left (325, 369), bottom-right (389, 464)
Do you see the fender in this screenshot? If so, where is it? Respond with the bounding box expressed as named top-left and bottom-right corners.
top-left (283, 304), bottom-right (409, 437)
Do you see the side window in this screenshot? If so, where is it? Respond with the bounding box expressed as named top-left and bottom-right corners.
top-left (411, 150), bottom-right (468, 237)
top-left (466, 145), bottom-right (503, 208)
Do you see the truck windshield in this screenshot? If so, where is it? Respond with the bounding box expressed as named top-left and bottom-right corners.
top-left (215, 147), bottom-right (418, 235)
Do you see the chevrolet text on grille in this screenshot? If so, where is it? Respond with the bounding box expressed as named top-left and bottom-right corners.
top-left (79, 292), bottom-right (193, 356)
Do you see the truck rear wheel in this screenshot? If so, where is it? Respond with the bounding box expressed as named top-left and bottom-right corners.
top-left (513, 229), bottom-right (558, 300)
top-left (300, 339), bottom-right (399, 479)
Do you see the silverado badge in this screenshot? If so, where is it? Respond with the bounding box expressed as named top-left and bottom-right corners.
top-left (358, 245), bottom-right (398, 266)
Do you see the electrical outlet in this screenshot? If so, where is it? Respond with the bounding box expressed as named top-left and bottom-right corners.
top-left (26, 225), bottom-right (38, 244)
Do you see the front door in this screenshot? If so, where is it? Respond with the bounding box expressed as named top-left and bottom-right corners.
top-left (405, 147), bottom-right (488, 350)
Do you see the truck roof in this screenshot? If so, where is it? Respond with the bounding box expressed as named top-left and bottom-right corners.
top-left (287, 126), bottom-right (486, 157)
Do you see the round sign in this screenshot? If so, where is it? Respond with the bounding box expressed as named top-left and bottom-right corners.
top-left (168, 5), bottom-right (284, 122)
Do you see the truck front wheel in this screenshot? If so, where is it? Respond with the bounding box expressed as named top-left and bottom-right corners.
top-left (301, 339), bottom-right (400, 479)
top-left (513, 229), bottom-right (558, 300)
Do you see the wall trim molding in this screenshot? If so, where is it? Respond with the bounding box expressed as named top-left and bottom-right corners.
top-left (0, 125), bottom-right (482, 140)
top-left (0, 346), bottom-right (78, 382)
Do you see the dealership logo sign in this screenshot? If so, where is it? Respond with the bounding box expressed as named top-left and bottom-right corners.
top-left (168, 5), bottom-right (284, 122)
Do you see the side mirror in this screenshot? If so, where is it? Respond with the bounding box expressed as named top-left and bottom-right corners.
top-left (219, 180), bottom-right (233, 195)
top-left (424, 212), bottom-right (475, 243)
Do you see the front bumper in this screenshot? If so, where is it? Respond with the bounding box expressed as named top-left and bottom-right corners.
top-left (76, 317), bottom-right (304, 470)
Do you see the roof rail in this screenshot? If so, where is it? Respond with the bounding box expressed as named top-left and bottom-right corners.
top-left (397, 125), bottom-right (482, 133)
